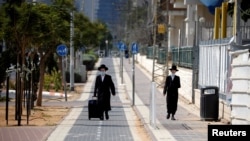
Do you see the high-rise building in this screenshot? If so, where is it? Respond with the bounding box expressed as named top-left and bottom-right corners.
top-left (26, 0), bottom-right (52, 4)
top-left (75, 0), bottom-right (84, 13)
top-left (82, 0), bottom-right (97, 22)
top-left (96, 0), bottom-right (120, 29)
top-left (83, 0), bottom-right (123, 32)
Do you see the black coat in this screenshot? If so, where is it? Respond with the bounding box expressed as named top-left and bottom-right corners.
top-left (163, 75), bottom-right (181, 115)
top-left (94, 74), bottom-right (116, 111)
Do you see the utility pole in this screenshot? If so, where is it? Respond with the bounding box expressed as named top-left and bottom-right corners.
top-left (192, 5), bottom-right (199, 104)
top-left (164, 0), bottom-right (169, 80)
top-left (70, 11), bottom-right (74, 91)
top-left (150, 0), bottom-right (169, 129)
top-left (152, 0), bottom-right (169, 88)
top-left (235, 0), bottom-right (242, 45)
top-left (152, 0), bottom-right (157, 82)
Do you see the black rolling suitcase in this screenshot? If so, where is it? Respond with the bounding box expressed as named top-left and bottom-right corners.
top-left (88, 97), bottom-right (102, 120)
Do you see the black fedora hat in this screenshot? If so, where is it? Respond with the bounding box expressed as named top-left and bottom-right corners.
top-left (169, 65), bottom-right (178, 71)
top-left (98, 64), bottom-right (108, 71)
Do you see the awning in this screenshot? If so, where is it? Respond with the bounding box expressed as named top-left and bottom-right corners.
top-left (199, 0), bottom-right (224, 14)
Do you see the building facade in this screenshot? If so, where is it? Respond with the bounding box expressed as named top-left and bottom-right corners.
top-left (83, 0), bottom-right (123, 33)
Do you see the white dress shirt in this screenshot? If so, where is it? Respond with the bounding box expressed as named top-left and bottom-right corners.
top-left (171, 75), bottom-right (175, 80)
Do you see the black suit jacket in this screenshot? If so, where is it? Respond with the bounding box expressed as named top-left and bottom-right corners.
top-left (163, 75), bottom-right (181, 95)
top-left (163, 75), bottom-right (181, 114)
top-left (94, 74), bottom-right (116, 111)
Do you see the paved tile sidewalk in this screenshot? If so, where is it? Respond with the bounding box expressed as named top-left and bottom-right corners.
top-left (45, 58), bottom-right (145, 141)
top-left (0, 57), bottom-right (228, 141)
top-left (120, 57), bottom-right (228, 141)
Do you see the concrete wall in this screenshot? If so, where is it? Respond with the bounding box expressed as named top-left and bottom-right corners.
top-left (230, 49), bottom-right (250, 124)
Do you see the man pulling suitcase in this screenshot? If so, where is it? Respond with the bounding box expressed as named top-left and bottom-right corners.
top-left (93, 64), bottom-right (116, 120)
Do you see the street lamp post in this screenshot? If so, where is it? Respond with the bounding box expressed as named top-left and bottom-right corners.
top-left (192, 14), bottom-right (205, 104)
top-left (105, 40), bottom-right (108, 57)
top-left (70, 11), bottom-right (74, 91)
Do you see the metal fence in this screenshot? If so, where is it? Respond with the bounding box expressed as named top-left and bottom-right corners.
top-left (199, 21), bottom-right (250, 42)
top-left (171, 46), bottom-right (193, 68)
top-left (199, 38), bottom-right (232, 94)
top-left (171, 38), bottom-right (232, 98)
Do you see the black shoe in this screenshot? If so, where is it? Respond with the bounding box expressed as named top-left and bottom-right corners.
top-left (166, 114), bottom-right (170, 119)
top-left (171, 116), bottom-right (176, 120)
top-left (105, 112), bottom-right (109, 120)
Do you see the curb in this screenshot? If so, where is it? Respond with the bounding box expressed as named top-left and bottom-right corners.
top-left (2, 90), bottom-right (72, 97)
top-left (42, 91), bottom-right (72, 97)
top-left (132, 105), bottom-right (158, 141)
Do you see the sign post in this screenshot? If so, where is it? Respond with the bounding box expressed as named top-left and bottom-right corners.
top-left (131, 43), bottom-right (139, 106)
top-left (119, 42), bottom-right (126, 84)
top-left (56, 44), bottom-right (68, 101)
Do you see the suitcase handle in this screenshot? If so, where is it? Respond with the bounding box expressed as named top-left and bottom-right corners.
top-left (92, 96), bottom-right (97, 100)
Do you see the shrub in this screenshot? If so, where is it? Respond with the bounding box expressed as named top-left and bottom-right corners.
top-left (0, 96), bottom-right (7, 102)
top-left (51, 68), bottom-right (62, 91)
top-left (44, 73), bottom-right (52, 91)
top-left (65, 71), bottom-right (83, 83)
top-left (43, 68), bottom-right (62, 92)
top-left (74, 73), bottom-right (82, 83)
top-left (82, 54), bottom-right (96, 70)
top-left (9, 81), bottom-right (16, 89)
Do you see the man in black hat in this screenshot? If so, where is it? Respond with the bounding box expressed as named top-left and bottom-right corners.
top-left (94, 64), bottom-right (116, 120)
top-left (163, 65), bottom-right (181, 120)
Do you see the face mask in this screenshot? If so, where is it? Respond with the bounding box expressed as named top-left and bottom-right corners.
top-left (100, 71), bottom-right (105, 76)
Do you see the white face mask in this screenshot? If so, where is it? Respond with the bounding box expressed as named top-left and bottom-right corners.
top-left (100, 71), bottom-right (106, 76)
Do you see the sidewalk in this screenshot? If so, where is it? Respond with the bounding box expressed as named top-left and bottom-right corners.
top-left (0, 57), bottom-right (227, 141)
top-left (120, 57), bottom-right (228, 141)
top-left (45, 58), bottom-right (146, 141)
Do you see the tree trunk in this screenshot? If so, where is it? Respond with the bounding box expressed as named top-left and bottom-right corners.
top-left (36, 50), bottom-right (52, 106)
top-left (58, 56), bottom-right (63, 84)
top-left (36, 58), bottom-right (46, 106)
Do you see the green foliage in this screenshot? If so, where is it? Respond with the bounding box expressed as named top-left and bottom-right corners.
top-left (0, 1), bottom-right (109, 102)
top-left (65, 71), bottom-right (83, 83)
top-left (0, 48), bottom-right (17, 86)
top-left (44, 73), bottom-right (52, 91)
top-left (0, 96), bottom-right (7, 102)
top-left (82, 52), bottom-right (98, 70)
top-left (0, 96), bottom-right (11, 102)
top-left (9, 81), bottom-right (16, 90)
top-left (44, 68), bottom-right (62, 92)
top-left (87, 50), bottom-right (98, 61)
top-left (0, 1), bottom-right (108, 62)
top-left (45, 53), bottom-right (58, 75)
top-left (51, 68), bottom-right (62, 91)
top-left (74, 73), bottom-right (82, 83)
top-left (74, 13), bottom-right (108, 49)
top-left (0, 1), bottom-right (108, 61)
top-left (228, 0), bottom-right (250, 22)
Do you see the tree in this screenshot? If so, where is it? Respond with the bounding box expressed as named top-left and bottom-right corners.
top-left (0, 1), bottom-right (73, 106)
top-left (118, 1), bottom-right (149, 45)
top-left (228, 0), bottom-right (250, 22)
top-left (30, 2), bottom-right (73, 106)
top-left (74, 13), bottom-right (107, 49)
top-left (0, 0), bottom-right (108, 107)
